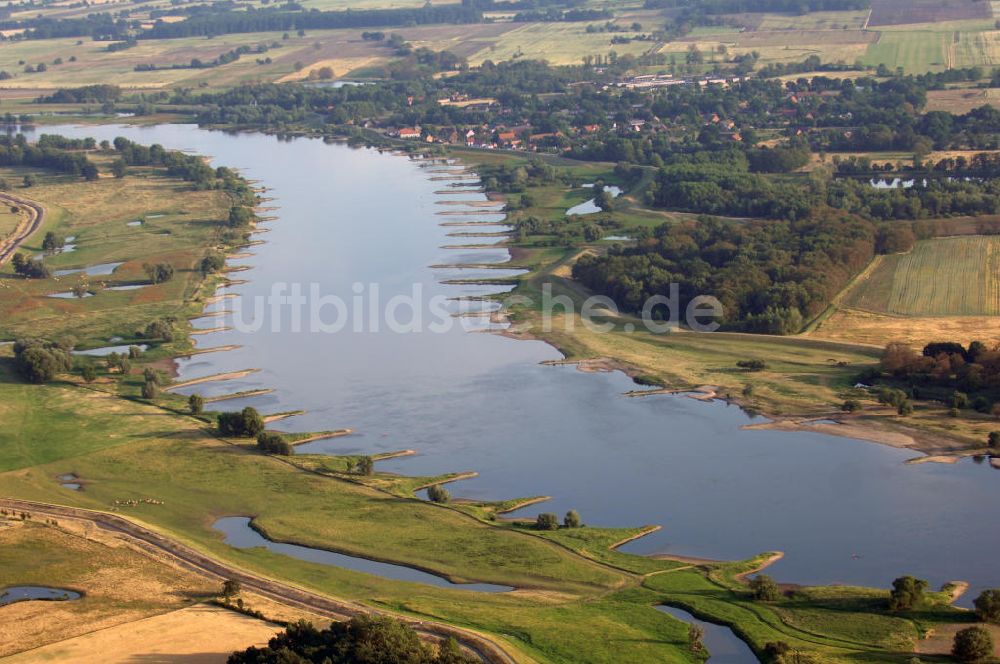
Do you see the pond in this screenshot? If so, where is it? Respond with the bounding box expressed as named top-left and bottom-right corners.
top-left (567, 185), bottom-right (622, 215)
top-left (32, 123), bottom-right (1000, 607)
top-left (0, 586), bottom-right (81, 606)
top-left (214, 517), bottom-right (513, 592)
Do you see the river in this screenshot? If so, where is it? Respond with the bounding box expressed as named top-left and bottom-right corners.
top-left (30, 123), bottom-right (1000, 605)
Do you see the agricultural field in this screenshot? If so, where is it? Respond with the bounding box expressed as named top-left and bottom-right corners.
top-left (951, 29), bottom-right (1000, 67)
top-left (744, 9), bottom-right (871, 31)
top-left (464, 22), bottom-right (656, 66)
top-left (674, 28), bottom-right (876, 68)
top-left (862, 30), bottom-right (951, 72)
top-left (0, 157), bottom-right (232, 344)
top-left (843, 236), bottom-right (1000, 317)
top-left (0, 31), bottom-right (393, 89)
top-left (925, 86), bottom-right (1000, 112)
top-left (867, 0), bottom-right (993, 28)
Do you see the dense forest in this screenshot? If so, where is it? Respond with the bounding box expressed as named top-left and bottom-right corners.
top-left (572, 210), bottom-right (876, 333)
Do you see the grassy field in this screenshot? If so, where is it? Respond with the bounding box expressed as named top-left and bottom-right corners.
top-left (0, 157), bottom-right (233, 345)
top-left (844, 236), bottom-right (1000, 316)
top-left (0, 357), bottom-right (980, 664)
top-left (863, 30), bottom-right (951, 72)
top-left (464, 22), bottom-right (655, 66)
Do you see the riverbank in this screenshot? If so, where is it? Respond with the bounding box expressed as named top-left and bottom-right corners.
top-left (0, 126), bottom-right (989, 664)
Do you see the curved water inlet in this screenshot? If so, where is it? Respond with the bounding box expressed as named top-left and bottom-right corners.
top-left (214, 517), bottom-right (513, 593)
top-left (657, 605), bottom-right (758, 663)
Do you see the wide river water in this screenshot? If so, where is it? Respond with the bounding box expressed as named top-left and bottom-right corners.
top-left (33, 123), bottom-right (1000, 603)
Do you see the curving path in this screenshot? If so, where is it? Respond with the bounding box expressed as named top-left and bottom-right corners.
top-left (0, 498), bottom-right (520, 664)
top-left (0, 192), bottom-right (44, 265)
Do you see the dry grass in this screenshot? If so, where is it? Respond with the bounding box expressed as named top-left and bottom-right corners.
top-left (5, 604), bottom-right (282, 663)
top-left (0, 520), bottom-right (216, 658)
top-left (809, 307), bottom-right (1000, 347)
top-left (925, 88), bottom-right (1000, 113)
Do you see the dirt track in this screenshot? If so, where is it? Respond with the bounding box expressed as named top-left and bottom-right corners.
top-left (0, 193), bottom-right (44, 265)
top-left (0, 498), bottom-right (518, 664)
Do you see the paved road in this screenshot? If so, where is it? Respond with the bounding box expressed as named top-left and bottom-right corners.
top-left (0, 193), bottom-right (43, 265)
top-left (0, 498), bottom-right (519, 664)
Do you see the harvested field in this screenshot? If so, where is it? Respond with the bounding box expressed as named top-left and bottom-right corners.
top-left (809, 307), bottom-right (1000, 346)
top-left (867, 0), bottom-right (992, 27)
top-left (843, 236), bottom-right (1000, 316)
top-left (5, 604), bottom-right (282, 664)
top-left (926, 87), bottom-right (1000, 113)
top-left (752, 10), bottom-right (871, 31)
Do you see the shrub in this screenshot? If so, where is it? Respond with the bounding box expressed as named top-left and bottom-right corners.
top-left (989, 432), bottom-right (1000, 449)
top-left (535, 513), bottom-right (559, 530)
top-left (953, 626), bottom-right (994, 662)
top-left (889, 575), bottom-right (927, 611)
top-left (12, 338), bottom-right (72, 383)
top-left (200, 252), bottom-right (226, 275)
top-left (841, 399), bottom-right (862, 412)
top-left (189, 393), bottom-right (204, 415)
top-left (564, 509), bottom-right (582, 528)
top-left (218, 407), bottom-right (264, 437)
top-left (737, 359), bottom-right (767, 372)
top-left (41, 232), bottom-right (64, 251)
top-left (80, 364), bottom-right (97, 382)
top-left (427, 484), bottom-right (450, 503)
top-left (750, 574), bottom-right (781, 601)
top-left (974, 588), bottom-right (1000, 624)
top-left (143, 262), bottom-right (174, 284)
top-left (143, 319), bottom-right (174, 342)
top-left (257, 431), bottom-right (293, 456)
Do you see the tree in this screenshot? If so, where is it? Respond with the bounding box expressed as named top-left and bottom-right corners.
top-left (427, 484), bottom-right (450, 503)
top-left (143, 262), bottom-right (174, 284)
top-left (111, 159), bottom-right (126, 178)
top-left (12, 338), bottom-right (72, 383)
top-left (228, 615), bottom-right (478, 664)
top-left (897, 400), bottom-right (913, 416)
top-left (257, 431), bottom-right (293, 456)
top-left (141, 380), bottom-right (159, 399)
top-left (128, 345), bottom-right (143, 359)
top-left (356, 456), bottom-right (374, 476)
top-left (750, 574), bottom-right (781, 601)
top-left (143, 319), bottom-right (174, 342)
top-left (218, 407), bottom-right (264, 437)
top-left (564, 509), bottom-right (581, 528)
top-left (953, 626), bottom-right (993, 662)
top-left (988, 432), bottom-right (1000, 449)
top-left (189, 393), bottom-right (204, 415)
top-left (221, 578), bottom-right (241, 598)
top-left (889, 575), bottom-right (927, 611)
top-left (200, 252), bottom-right (226, 275)
top-left (22, 174), bottom-right (35, 188)
top-left (41, 232), bottom-right (64, 252)
top-left (142, 367), bottom-right (161, 385)
top-left (974, 588), bottom-right (1000, 624)
top-left (535, 513), bottom-right (559, 530)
